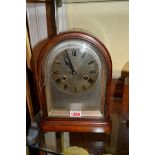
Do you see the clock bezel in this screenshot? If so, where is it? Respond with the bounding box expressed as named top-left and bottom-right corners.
top-left (32, 31), bottom-right (112, 133)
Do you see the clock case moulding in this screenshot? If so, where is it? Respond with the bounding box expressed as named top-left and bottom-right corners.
top-left (31, 30), bottom-right (112, 133)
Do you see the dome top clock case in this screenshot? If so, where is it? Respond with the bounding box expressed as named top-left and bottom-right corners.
top-left (32, 31), bottom-right (112, 133)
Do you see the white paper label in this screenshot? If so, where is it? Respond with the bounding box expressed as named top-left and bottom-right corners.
top-left (70, 111), bottom-right (82, 117)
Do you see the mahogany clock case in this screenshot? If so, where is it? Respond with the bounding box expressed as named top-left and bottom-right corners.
top-left (31, 31), bottom-right (112, 133)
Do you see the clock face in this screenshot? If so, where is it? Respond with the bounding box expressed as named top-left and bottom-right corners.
top-left (50, 40), bottom-right (99, 94)
top-left (40, 32), bottom-right (111, 118)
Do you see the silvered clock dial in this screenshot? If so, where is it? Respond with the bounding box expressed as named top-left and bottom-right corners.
top-left (50, 40), bottom-right (99, 94)
top-left (42, 38), bottom-right (107, 118)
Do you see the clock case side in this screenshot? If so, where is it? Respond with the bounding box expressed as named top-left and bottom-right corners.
top-left (33, 31), bottom-right (112, 133)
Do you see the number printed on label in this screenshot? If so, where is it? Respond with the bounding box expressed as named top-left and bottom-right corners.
top-left (70, 111), bottom-right (81, 117)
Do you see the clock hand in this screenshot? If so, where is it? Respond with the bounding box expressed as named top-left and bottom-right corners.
top-left (65, 50), bottom-right (77, 74)
top-left (63, 53), bottom-right (69, 66)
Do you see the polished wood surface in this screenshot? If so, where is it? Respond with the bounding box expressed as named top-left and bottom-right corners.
top-left (110, 79), bottom-right (129, 118)
top-left (40, 118), bottom-right (112, 133)
top-left (45, 0), bottom-right (57, 38)
top-left (32, 31), bottom-right (112, 133)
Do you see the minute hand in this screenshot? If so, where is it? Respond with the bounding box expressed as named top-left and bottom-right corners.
top-left (65, 50), bottom-right (76, 73)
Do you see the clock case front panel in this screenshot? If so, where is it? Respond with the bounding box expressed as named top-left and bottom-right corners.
top-left (43, 39), bottom-right (106, 118)
top-left (32, 31), bottom-right (112, 132)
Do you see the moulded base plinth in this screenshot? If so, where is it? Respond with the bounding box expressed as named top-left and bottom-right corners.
top-left (40, 117), bottom-right (112, 133)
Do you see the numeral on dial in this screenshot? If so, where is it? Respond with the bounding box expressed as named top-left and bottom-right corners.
top-left (88, 78), bottom-right (94, 83)
top-left (64, 84), bottom-right (68, 90)
top-left (52, 71), bottom-right (60, 74)
top-left (82, 52), bottom-right (86, 58)
top-left (88, 61), bottom-right (95, 65)
top-left (54, 60), bottom-right (60, 64)
top-left (90, 70), bottom-right (96, 74)
top-left (72, 49), bottom-right (76, 56)
top-left (82, 85), bottom-right (86, 91)
top-left (55, 78), bottom-right (61, 84)
top-left (74, 87), bottom-right (77, 92)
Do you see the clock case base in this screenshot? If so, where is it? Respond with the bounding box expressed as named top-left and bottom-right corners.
top-left (40, 118), bottom-right (112, 133)
top-left (32, 31), bottom-right (112, 133)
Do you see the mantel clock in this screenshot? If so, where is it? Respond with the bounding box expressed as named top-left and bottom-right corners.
top-left (32, 31), bottom-right (112, 133)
